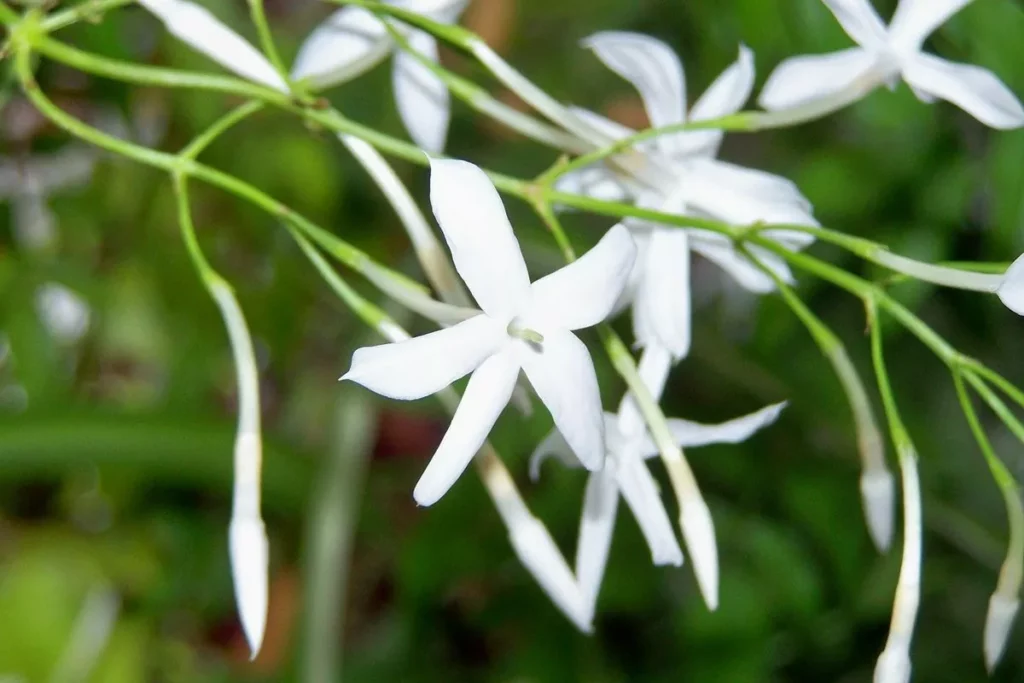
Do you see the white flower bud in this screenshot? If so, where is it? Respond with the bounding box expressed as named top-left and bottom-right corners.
top-left (984, 593), bottom-right (1019, 672)
top-left (860, 467), bottom-right (895, 552)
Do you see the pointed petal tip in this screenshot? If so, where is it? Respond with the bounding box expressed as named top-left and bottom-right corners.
top-left (860, 467), bottom-right (896, 552)
top-left (873, 646), bottom-right (912, 683)
top-left (509, 516), bottom-right (594, 632)
top-left (984, 593), bottom-right (1019, 672)
top-left (229, 516), bottom-right (269, 659)
top-left (680, 500), bottom-right (719, 610)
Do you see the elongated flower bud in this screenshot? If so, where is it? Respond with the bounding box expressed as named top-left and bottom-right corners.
top-left (210, 281), bottom-right (267, 659)
top-left (680, 499), bottom-right (719, 610)
top-left (984, 593), bottom-right (1019, 672)
top-left (860, 467), bottom-right (896, 553)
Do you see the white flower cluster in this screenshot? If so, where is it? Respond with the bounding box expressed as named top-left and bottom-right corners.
top-left (132, 0), bottom-right (1024, 678)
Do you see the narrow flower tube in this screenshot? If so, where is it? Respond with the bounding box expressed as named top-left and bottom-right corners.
top-left (338, 135), bottom-right (469, 306)
top-left (210, 278), bottom-right (268, 660)
top-left (984, 484), bottom-right (1023, 671)
top-left (873, 445), bottom-right (922, 683)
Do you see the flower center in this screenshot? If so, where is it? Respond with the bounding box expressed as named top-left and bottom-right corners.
top-left (506, 317), bottom-right (545, 347)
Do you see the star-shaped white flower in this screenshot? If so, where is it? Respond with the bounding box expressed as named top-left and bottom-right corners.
top-left (343, 158), bottom-right (637, 505)
top-left (136, 0), bottom-right (468, 152)
top-left (759, 0), bottom-right (1024, 129)
top-left (558, 32), bottom-right (817, 358)
top-left (531, 346), bottom-right (786, 618)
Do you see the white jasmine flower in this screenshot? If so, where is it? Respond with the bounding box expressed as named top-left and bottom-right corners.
top-left (343, 158), bottom-right (637, 505)
top-left (759, 0), bottom-right (1024, 129)
top-left (560, 32), bottom-right (817, 358)
top-left (531, 345), bottom-right (787, 617)
top-left (293, 0), bottom-right (470, 152)
top-left (136, 0), bottom-right (288, 92)
top-left (137, 0), bottom-right (467, 151)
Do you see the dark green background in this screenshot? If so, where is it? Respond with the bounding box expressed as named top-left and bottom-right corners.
top-left (2, 0), bottom-right (1024, 680)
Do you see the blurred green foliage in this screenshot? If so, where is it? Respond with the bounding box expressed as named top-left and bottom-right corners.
top-left (2, 0), bottom-right (1024, 681)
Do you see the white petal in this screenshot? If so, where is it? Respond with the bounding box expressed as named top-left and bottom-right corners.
top-left (681, 499), bottom-right (719, 609)
top-left (519, 329), bottom-right (605, 472)
top-left (413, 349), bottom-right (520, 505)
top-left (873, 646), bottom-right (912, 683)
top-left (229, 510), bottom-right (268, 658)
top-left (582, 32), bottom-right (687, 129)
top-left (822, 0), bottom-right (888, 48)
top-left (678, 45), bottom-right (756, 157)
top-left (686, 158), bottom-right (812, 212)
top-left (429, 159), bottom-right (532, 316)
top-left (902, 53), bottom-right (1024, 130)
top-left (615, 453), bottom-right (684, 565)
top-left (984, 593), bottom-right (1019, 672)
top-left (528, 224), bottom-right (637, 331)
top-left (393, 31), bottom-right (451, 153)
top-left (758, 47), bottom-right (876, 111)
top-left (554, 165), bottom-right (629, 203)
top-left (640, 402), bottom-right (787, 454)
top-left (528, 425), bottom-right (584, 480)
top-left (576, 468), bottom-right (620, 619)
top-left (998, 254), bottom-right (1024, 315)
top-left (508, 515), bottom-right (593, 632)
top-left (761, 227), bottom-right (817, 251)
top-left (567, 105), bottom-right (636, 141)
top-left (138, 0), bottom-right (287, 91)
top-left (633, 229), bottom-right (692, 360)
top-left (291, 6), bottom-right (392, 89)
top-left (860, 467), bottom-right (896, 552)
top-left (615, 344), bottom-right (673, 439)
top-left (341, 314), bottom-right (503, 400)
top-left (889, 0), bottom-right (973, 52)
top-left (690, 235), bottom-right (793, 293)
top-left (682, 164), bottom-right (816, 227)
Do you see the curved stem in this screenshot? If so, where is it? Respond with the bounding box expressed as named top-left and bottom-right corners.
top-left (740, 245), bottom-right (891, 550)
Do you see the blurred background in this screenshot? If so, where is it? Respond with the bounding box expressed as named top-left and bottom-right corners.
top-left (2, 0), bottom-right (1024, 680)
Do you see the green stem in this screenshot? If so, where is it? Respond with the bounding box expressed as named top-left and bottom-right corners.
top-left (14, 42), bottom-right (426, 298)
top-left (381, 18), bottom-right (588, 154)
top-left (739, 245), bottom-right (888, 482)
top-left (180, 100), bottom-right (265, 160)
top-left (39, 0), bottom-right (133, 32)
top-left (245, 0), bottom-right (288, 82)
top-left (963, 370), bottom-right (1024, 446)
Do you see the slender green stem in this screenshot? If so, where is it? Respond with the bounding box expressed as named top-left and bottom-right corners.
top-left (245, 0), bottom-right (288, 81)
top-left (740, 245), bottom-right (888, 484)
top-left (180, 100), bottom-right (265, 160)
top-left (39, 0), bottom-right (132, 32)
top-left (868, 301), bottom-right (923, 679)
top-left (964, 371), bottom-right (1024, 446)
top-left (380, 18), bottom-right (588, 154)
top-left (959, 357), bottom-right (1024, 412)
top-left (953, 372), bottom-right (1020, 493)
top-left (32, 35), bottom-right (293, 104)
top-left (14, 43), bottom-right (426, 297)
top-left (533, 199), bottom-right (576, 262)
